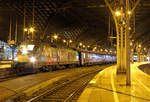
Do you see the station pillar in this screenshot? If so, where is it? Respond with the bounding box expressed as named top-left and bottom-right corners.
top-left (144, 55), bottom-right (147, 61)
top-left (137, 48), bottom-right (141, 62)
top-left (104, 0), bottom-right (141, 85)
top-left (116, 0), bottom-right (130, 76)
top-left (131, 48), bottom-right (134, 63)
top-left (143, 55), bottom-right (145, 62)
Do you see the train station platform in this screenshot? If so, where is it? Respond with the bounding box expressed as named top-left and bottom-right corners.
top-left (0, 70), bottom-right (69, 101)
top-left (0, 61), bottom-right (12, 69)
top-left (78, 62), bottom-right (150, 102)
top-left (0, 66), bottom-right (104, 101)
top-left (0, 61), bottom-right (13, 80)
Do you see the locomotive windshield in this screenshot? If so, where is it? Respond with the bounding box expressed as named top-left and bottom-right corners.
top-left (20, 45), bottom-right (35, 51)
top-left (19, 44), bottom-right (35, 55)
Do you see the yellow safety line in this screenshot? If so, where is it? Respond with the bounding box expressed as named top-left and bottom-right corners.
top-left (0, 64), bottom-right (11, 69)
top-left (135, 77), bottom-right (150, 92)
top-left (136, 65), bottom-right (150, 79)
top-left (111, 68), bottom-right (119, 102)
top-left (132, 63), bottom-right (150, 92)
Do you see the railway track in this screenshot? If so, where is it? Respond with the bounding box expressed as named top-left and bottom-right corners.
top-left (27, 70), bottom-right (100, 102)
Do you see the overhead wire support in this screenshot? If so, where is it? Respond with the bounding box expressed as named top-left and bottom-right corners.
top-left (15, 17), bottom-right (18, 44)
top-left (32, 0), bottom-right (35, 26)
top-left (9, 16), bottom-right (12, 41)
top-left (104, 0), bottom-right (121, 70)
top-left (32, 0), bottom-right (35, 40)
top-left (23, 1), bottom-right (26, 41)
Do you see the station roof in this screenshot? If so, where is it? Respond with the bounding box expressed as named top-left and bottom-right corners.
top-left (0, 0), bottom-right (150, 50)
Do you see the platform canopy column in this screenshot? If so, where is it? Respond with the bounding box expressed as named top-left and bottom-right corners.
top-left (131, 48), bottom-right (134, 63)
top-left (104, 0), bottom-right (141, 85)
top-left (137, 44), bottom-right (141, 62)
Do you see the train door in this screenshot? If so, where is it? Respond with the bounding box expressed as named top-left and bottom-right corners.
top-left (79, 52), bottom-right (84, 67)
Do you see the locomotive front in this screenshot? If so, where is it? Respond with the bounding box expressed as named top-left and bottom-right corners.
top-left (15, 41), bottom-right (38, 74)
top-left (17, 44), bottom-right (35, 62)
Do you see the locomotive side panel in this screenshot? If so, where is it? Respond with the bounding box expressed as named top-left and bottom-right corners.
top-left (58, 49), bottom-right (79, 65)
top-left (51, 47), bottom-right (59, 64)
top-left (68, 50), bottom-right (79, 64)
top-left (80, 52), bottom-right (86, 66)
top-left (58, 48), bottom-right (69, 64)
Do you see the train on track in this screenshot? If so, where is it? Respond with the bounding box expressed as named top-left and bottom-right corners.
top-left (14, 40), bottom-right (116, 75)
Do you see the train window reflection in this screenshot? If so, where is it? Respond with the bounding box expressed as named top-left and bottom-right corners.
top-left (20, 45), bottom-right (35, 51)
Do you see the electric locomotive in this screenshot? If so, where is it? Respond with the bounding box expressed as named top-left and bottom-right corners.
top-left (15, 40), bottom-right (79, 75)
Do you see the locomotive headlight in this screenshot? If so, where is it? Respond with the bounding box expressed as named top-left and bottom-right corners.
top-left (14, 57), bottom-right (18, 61)
top-left (22, 49), bottom-right (28, 54)
top-left (30, 57), bottom-right (36, 63)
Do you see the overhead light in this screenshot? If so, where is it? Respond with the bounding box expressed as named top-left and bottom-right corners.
top-left (24, 28), bottom-right (28, 32)
top-left (128, 11), bottom-right (131, 15)
top-left (83, 45), bottom-right (85, 48)
top-left (63, 40), bottom-right (66, 43)
top-left (128, 27), bottom-right (131, 30)
top-left (79, 42), bottom-right (83, 46)
top-left (105, 49), bottom-right (108, 52)
top-left (123, 21), bottom-right (125, 25)
top-left (93, 49), bottom-right (95, 51)
top-left (29, 27), bottom-right (35, 32)
top-left (115, 11), bottom-right (121, 16)
top-left (53, 34), bottom-right (58, 39)
top-left (69, 40), bottom-right (72, 43)
top-left (130, 42), bottom-right (133, 46)
top-left (94, 47), bottom-right (97, 49)
top-left (138, 44), bottom-right (141, 48)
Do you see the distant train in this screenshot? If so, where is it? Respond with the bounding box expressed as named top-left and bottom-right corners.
top-left (14, 40), bottom-right (116, 75)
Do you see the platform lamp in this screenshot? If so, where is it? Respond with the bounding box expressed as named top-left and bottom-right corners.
top-left (78, 42), bottom-right (83, 49)
top-left (24, 27), bottom-right (35, 40)
top-left (68, 40), bottom-right (73, 47)
top-left (51, 34), bottom-right (59, 45)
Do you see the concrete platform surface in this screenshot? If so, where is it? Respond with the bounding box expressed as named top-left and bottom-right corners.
top-left (78, 62), bottom-right (150, 102)
top-left (0, 61), bottom-right (12, 69)
top-left (0, 64), bottom-right (11, 69)
top-left (0, 70), bottom-right (67, 101)
top-left (0, 66), bottom-right (104, 101)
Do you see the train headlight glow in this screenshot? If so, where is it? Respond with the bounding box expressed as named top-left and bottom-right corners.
top-left (22, 49), bottom-right (28, 54)
top-left (14, 57), bottom-right (18, 61)
top-left (30, 57), bottom-right (36, 63)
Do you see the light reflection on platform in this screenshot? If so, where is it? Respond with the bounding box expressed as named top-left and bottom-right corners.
top-left (78, 62), bottom-right (150, 102)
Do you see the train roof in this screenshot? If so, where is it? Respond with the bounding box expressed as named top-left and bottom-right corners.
top-left (18, 40), bottom-right (116, 55)
top-left (76, 49), bottom-right (116, 56)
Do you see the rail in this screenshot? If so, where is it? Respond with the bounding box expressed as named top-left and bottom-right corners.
top-left (26, 69), bottom-right (101, 102)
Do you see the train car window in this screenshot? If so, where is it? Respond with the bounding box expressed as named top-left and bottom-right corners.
top-left (83, 53), bottom-right (86, 58)
top-left (0, 47), bottom-right (4, 54)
